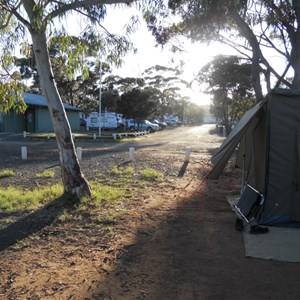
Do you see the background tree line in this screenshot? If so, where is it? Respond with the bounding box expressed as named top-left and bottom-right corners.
top-left (15, 44), bottom-right (205, 124)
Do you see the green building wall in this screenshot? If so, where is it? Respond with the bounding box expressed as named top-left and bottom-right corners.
top-left (0, 108), bottom-right (80, 133)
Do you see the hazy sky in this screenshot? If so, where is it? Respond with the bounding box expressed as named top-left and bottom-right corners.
top-left (67, 6), bottom-right (235, 105)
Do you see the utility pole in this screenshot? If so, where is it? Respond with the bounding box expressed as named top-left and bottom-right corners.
top-left (98, 59), bottom-right (102, 137)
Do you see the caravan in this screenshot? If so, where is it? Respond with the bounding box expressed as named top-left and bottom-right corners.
top-left (86, 112), bottom-right (120, 130)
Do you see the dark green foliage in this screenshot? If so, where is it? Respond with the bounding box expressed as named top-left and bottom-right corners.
top-left (118, 87), bottom-right (160, 120)
top-left (197, 55), bottom-right (255, 134)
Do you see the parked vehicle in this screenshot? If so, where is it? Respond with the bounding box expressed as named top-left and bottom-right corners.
top-left (152, 119), bottom-right (167, 129)
top-left (126, 119), bottom-right (159, 132)
top-left (164, 115), bottom-right (182, 126)
top-left (80, 118), bottom-right (86, 127)
top-left (86, 112), bottom-right (118, 129)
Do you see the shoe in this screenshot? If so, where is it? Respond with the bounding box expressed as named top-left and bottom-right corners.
top-left (235, 218), bottom-right (244, 231)
top-left (249, 225), bottom-right (269, 234)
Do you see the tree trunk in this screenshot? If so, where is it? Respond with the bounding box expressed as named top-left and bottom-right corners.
top-left (291, 0), bottom-right (300, 88)
top-left (31, 30), bottom-right (91, 197)
top-left (229, 9), bottom-right (264, 102)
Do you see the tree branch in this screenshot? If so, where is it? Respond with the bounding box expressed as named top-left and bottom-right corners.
top-left (46, 0), bottom-right (136, 23)
top-left (0, 1), bottom-right (31, 29)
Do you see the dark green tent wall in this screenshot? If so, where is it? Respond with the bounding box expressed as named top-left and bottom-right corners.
top-left (262, 90), bottom-right (300, 225)
top-left (208, 89), bottom-right (300, 227)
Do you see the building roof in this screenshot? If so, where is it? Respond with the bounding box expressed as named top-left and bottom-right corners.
top-left (24, 93), bottom-right (80, 111)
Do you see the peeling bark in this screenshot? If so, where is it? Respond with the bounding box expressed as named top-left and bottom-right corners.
top-left (30, 30), bottom-right (91, 198)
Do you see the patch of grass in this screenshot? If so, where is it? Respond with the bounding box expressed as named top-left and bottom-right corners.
top-left (0, 169), bottom-right (16, 178)
top-left (90, 183), bottom-right (126, 206)
top-left (157, 182), bottom-right (166, 189)
top-left (0, 184), bottom-right (63, 213)
top-left (109, 166), bottom-right (135, 179)
top-left (77, 183), bottom-right (128, 224)
top-left (140, 168), bottom-right (163, 180)
top-left (11, 240), bottom-right (30, 251)
top-left (57, 209), bottom-right (70, 222)
top-left (120, 137), bottom-right (134, 142)
top-left (36, 170), bottom-right (55, 178)
top-left (109, 166), bottom-right (123, 176)
top-left (123, 166), bottom-right (135, 176)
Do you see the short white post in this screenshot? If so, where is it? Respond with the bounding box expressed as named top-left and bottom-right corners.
top-left (76, 147), bottom-right (82, 161)
top-left (93, 133), bottom-right (96, 140)
top-left (112, 133), bottom-right (117, 140)
top-left (129, 147), bottom-right (135, 161)
top-left (72, 135), bottom-right (75, 140)
top-left (21, 146), bottom-right (27, 160)
top-left (87, 126), bottom-right (89, 131)
top-left (125, 132), bottom-right (128, 137)
top-left (47, 133), bottom-right (51, 140)
top-left (185, 146), bottom-right (191, 162)
top-left (23, 131), bottom-right (27, 138)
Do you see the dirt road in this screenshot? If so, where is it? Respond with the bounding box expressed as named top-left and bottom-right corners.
top-left (1, 125), bottom-right (300, 300)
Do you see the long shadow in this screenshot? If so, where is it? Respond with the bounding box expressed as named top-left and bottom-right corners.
top-left (209, 126), bottom-right (224, 136)
top-left (83, 182), bottom-right (300, 300)
top-left (0, 140), bottom-right (169, 168)
top-left (177, 161), bottom-right (189, 177)
top-left (0, 195), bottom-right (79, 252)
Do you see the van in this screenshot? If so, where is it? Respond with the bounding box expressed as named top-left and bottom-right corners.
top-left (86, 112), bottom-right (118, 129)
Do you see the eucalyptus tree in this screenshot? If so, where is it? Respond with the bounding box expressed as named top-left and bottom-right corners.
top-left (118, 86), bottom-right (161, 120)
top-left (0, 0), bottom-right (140, 197)
top-left (0, 20), bottom-right (27, 113)
top-left (198, 55), bottom-right (255, 134)
top-left (146, 0), bottom-right (299, 102)
top-left (143, 65), bottom-right (189, 118)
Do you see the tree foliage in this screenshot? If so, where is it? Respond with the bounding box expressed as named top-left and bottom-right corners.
top-left (146, 0), bottom-right (300, 101)
top-left (197, 55), bottom-right (255, 134)
top-left (0, 0), bottom-right (143, 197)
top-left (142, 65), bottom-right (189, 118)
top-left (118, 87), bottom-right (161, 120)
top-left (185, 102), bottom-right (205, 124)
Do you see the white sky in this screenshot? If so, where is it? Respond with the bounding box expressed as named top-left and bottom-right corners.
top-left (67, 6), bottom-right (236, 106)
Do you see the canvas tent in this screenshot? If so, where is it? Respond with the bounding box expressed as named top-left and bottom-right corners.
top-left (208, 89), bottom-right (300, 227)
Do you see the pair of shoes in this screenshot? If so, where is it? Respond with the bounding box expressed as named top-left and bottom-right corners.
top-left (235, 218), bottom-right (244, 231)
top-left (249, 225), bottom-right (269, 234)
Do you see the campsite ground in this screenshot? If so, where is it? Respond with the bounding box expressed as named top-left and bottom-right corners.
top-left (0, 125), bottom-right (300, 300)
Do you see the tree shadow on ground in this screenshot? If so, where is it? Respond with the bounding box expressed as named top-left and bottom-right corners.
top-left (82, 181), bottom-right (300, 300)
top-left (0, 195), bottom-right (79, 252)
top-left (209, 126), bottom-right (224, 137)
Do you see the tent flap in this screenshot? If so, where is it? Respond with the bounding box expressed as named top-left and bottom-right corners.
top-left (208, 101), bottom-right (264, 180)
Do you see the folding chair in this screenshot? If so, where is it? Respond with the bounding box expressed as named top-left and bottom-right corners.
top-left (234, 184), bottom-right (265, 223)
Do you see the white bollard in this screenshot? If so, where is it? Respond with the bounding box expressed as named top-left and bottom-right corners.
top-left (93, 133), bottom-right (96, 140)
top-left (185, 146), bottom-right (191, 162)
top-left (47, 133), bottom-right (51, 140)
top-left (129, 147), bottom-right (135, 161)
top-left (21, 146), bottom-right (27, 160)
top-left (112, 133), bottom-right (117, 140)
top-left (76, 147), bottom-right (82, 161)
top-left (23, 131), bottom-right (27, 138)
top-left (87, 127), bottom-right (89, 131)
